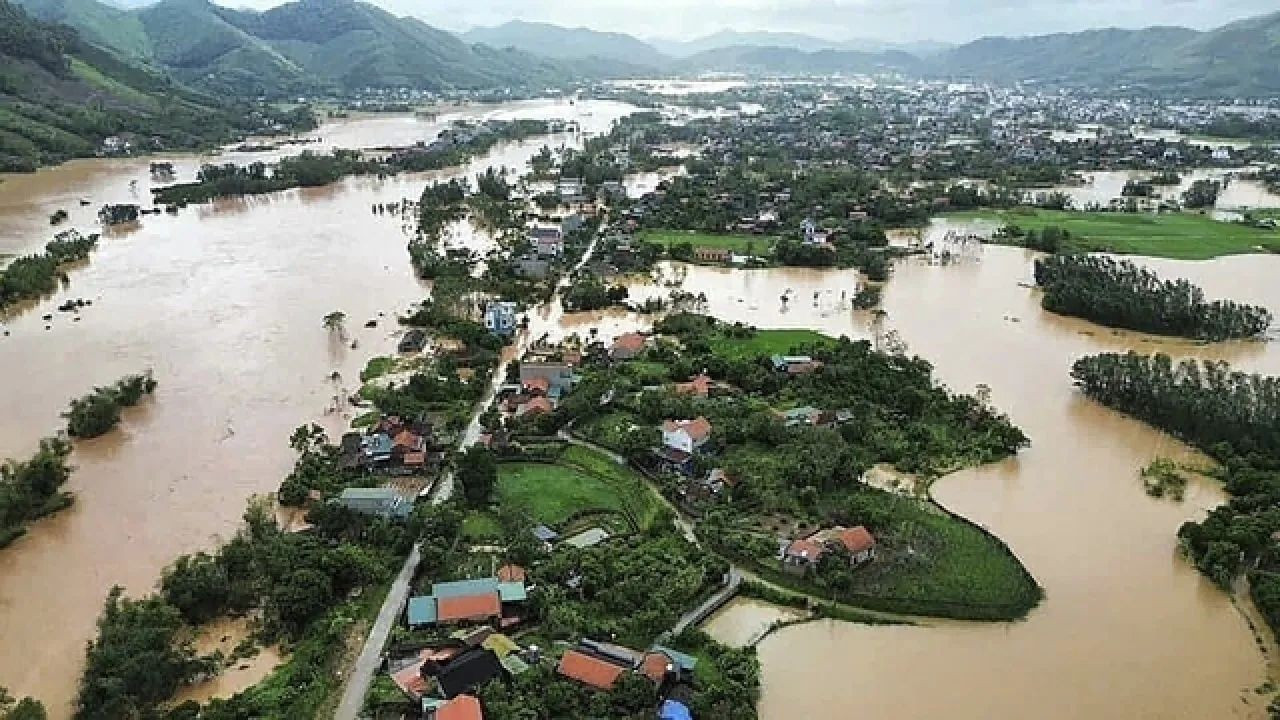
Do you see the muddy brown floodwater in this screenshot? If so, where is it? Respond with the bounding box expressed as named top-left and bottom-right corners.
top-left (690, 222), bottom-right (1280, 719)
top-left (0, 98), bottom-right (635, 717)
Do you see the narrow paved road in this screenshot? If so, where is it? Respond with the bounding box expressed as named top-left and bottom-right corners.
top-left (333, 543), bottom-right (422, 720)
top-left (672, 568), bottom-right (742, 635)
top-left (333, 229), bottom-right (606, 719)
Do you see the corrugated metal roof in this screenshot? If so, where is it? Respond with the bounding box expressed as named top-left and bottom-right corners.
top-left (497, 582), bottom-right (526, 603)
top-left (340, 487), bottom-right (397, 501)
top-left (407, 596), bottom-right (437, 626)
top-left (432, 578), bottom-right (499, 598)
top-left (563, 527), bottom-right (610, 548)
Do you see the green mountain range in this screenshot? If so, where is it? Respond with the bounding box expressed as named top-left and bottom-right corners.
top-left (14, 0), bottom-right (591, 95)
top-left (933, 14), bottom-right (1280, 95)
top-left (462, 20), bottom-right (666, 68)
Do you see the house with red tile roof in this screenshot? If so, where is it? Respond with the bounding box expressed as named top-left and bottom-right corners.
top-left (432, 694), bottom-right (483, 720)
top-left (661, 417), bottom-right (712, 454)
top-left (610, 332), bottom-right (648, 360)
top-left (673, 373), bottom-right (714, 397)
top-left (781, 525), bottom-right (878, 573)
top-left (557, 648), bottom-right (627, 690)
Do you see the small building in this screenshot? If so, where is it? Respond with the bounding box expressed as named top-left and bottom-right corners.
top-left (610, 332), bottom-right (648, 360)
top-left (407, 577), bottom-right (527, 629)
top-left (427, 694), bottom-right (483, 720)
top-left (693, 246), bottom-right (731, 263)
top-left (514, 256), bottom-right (549, 279)
top-left (673, 374), bottom-right (714, 398)
top-left (562, 527), bottom-right (610, 549)
top-left (532, 524), bottom-right (559, 546)
top-left (557, 648), bottom-right (626, 690)
top-left (484, 302), bottom-right (519, 338)
top-left (661, 417), bottom-right (712, 454)
top-left (399, 328), bottom-right (428, 353)
top-left (771, 354), bottom-right (823, 376)
top-left (519, 362), bottom-right (574, 395)
top-left (529, 226), bottom-right (564, 257)
top-left (781, 525), bottom-right (877, 572)
top-left (429, 648), bottom-right (507, 699)
top-left (334, 487), bottom-right (413, 520)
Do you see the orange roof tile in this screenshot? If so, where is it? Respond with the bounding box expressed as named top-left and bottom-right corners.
top-left (557, 649), bottom-right (626, 690)
top-left (837, 526), bottom-right (876, 555)
top-left (437, 593), bottom-right (501, 623)
top-left (496, 564), bottom-right (526, 583)
top-left (640, 652), bottom-right (671, 683)
top-left (524, 376), bottom-right (551, 393)
top-left (786, 538), bottom-right (825, 562)
top-left (391, 661), bottom-right (428, 700)
top-left (393, 430), bottom-right (421, 450)
top-left (612, 333), bottom-right (647, 352)
top-left (436, 694), bottom-right (484, 720)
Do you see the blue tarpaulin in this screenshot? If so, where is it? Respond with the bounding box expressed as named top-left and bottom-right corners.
top-left (659, 699), bottom-right (693, 720)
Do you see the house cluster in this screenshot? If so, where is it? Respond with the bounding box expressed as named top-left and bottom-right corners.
top-left (406, 572), bottom-right (529, 631)
top-left (387, 623), bottom-right (533, 718)
top-left (498, 352), bottom-right (579, 418)
top-left (771, 354), bottom-right (824, 376)
top-left (337, 414), bottom-right (443, 477)
top-left (781, 525), bottom-right (878, 573)
top-left (556, 638), bottom-right (697, 696)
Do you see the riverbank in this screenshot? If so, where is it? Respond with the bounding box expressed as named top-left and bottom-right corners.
top-left (948, 208), bottom-right (1280, 259)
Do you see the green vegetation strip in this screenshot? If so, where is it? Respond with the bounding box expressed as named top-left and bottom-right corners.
top-left (950, 208), bottom-right (1280, 260)
top-left (637, 229), bottom-right (777, 253)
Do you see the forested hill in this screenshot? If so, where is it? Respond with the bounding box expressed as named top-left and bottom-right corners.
top-left (13, 0), bottom-right (594, 96)
top-left (462, 20), bottom-right (667, 68)
top-left (0, 0), bottom-right (311, 171)
top-left (930, 12), bottom-right (1280, 96)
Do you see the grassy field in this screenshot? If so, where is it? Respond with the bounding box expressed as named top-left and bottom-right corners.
top-left (709, 328), bottom-right (832, 361)
top-left (723, 486), bottom-right (1041, 620)
top-left (638, 229), bottom-right (777, 253)
top-left (495, 447), bottom-right (659, 529)
top-left (948, 208), bottom-right (1280, 260)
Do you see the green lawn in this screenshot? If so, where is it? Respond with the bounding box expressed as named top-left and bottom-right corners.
top-left (708, 328), bottom-right (832, 361)
top-left (461, 511), bottom-right (502, 542)
top-left (637, 229), bottom-right (776, 253)
top-left (496, 447), bottom-right (659, 529)
top-left (948, 208), bottom-right (1280, 260)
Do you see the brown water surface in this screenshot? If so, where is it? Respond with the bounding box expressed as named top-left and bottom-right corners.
top-left (692, 229), bottom-right (1280, 719)
top-left (0, 99), bottom-right (634, 716)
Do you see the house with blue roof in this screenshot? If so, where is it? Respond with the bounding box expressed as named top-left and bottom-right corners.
top-left (407, 576), bottom-right (528, 629)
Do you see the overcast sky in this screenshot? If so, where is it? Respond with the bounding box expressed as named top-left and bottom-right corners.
top-left (223, 0), bottom-right (1276, 43)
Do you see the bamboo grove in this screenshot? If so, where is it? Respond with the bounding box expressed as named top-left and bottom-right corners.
top-left (1071, 351), bottom-right (1280, 631)
top-left (1034, 255), bottom-right (1272, 340)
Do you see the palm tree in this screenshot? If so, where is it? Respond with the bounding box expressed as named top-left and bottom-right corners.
top-left (323, 311), bottom-right (347, 340)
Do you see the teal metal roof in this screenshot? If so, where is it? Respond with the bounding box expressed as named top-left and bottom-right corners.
top-left (407, 596), bottom-right (437, 626)
top-left (340, 487), bottom-right (398, 501)
top-left (652, 645), bottom-right (699, 672)
top-left (432, 577), bottom-right (499, 598)
top-left (497, 582), bottom-right (527, 603)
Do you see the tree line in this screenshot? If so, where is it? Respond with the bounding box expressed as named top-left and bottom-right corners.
top-left (153, 121), bottom-right (551, 206)
top-left (1070, 351), bottom-right (1280, 632)
top-left (0, 230), bottom-right (97, 310)
top-left (0, 437), bottom-right (74, 549)
top-left (64, 372), bottom-right (157, 439)
top-left (1034, 254), bottom-right (1271, 340)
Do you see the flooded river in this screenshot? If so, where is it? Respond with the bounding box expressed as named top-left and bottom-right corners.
top-left (0, 98), bottom-right (635, 716)
top-left (692, 231), bottom-right (1280, 719)
top-left (4, 92), bottom-right (1279, 719)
